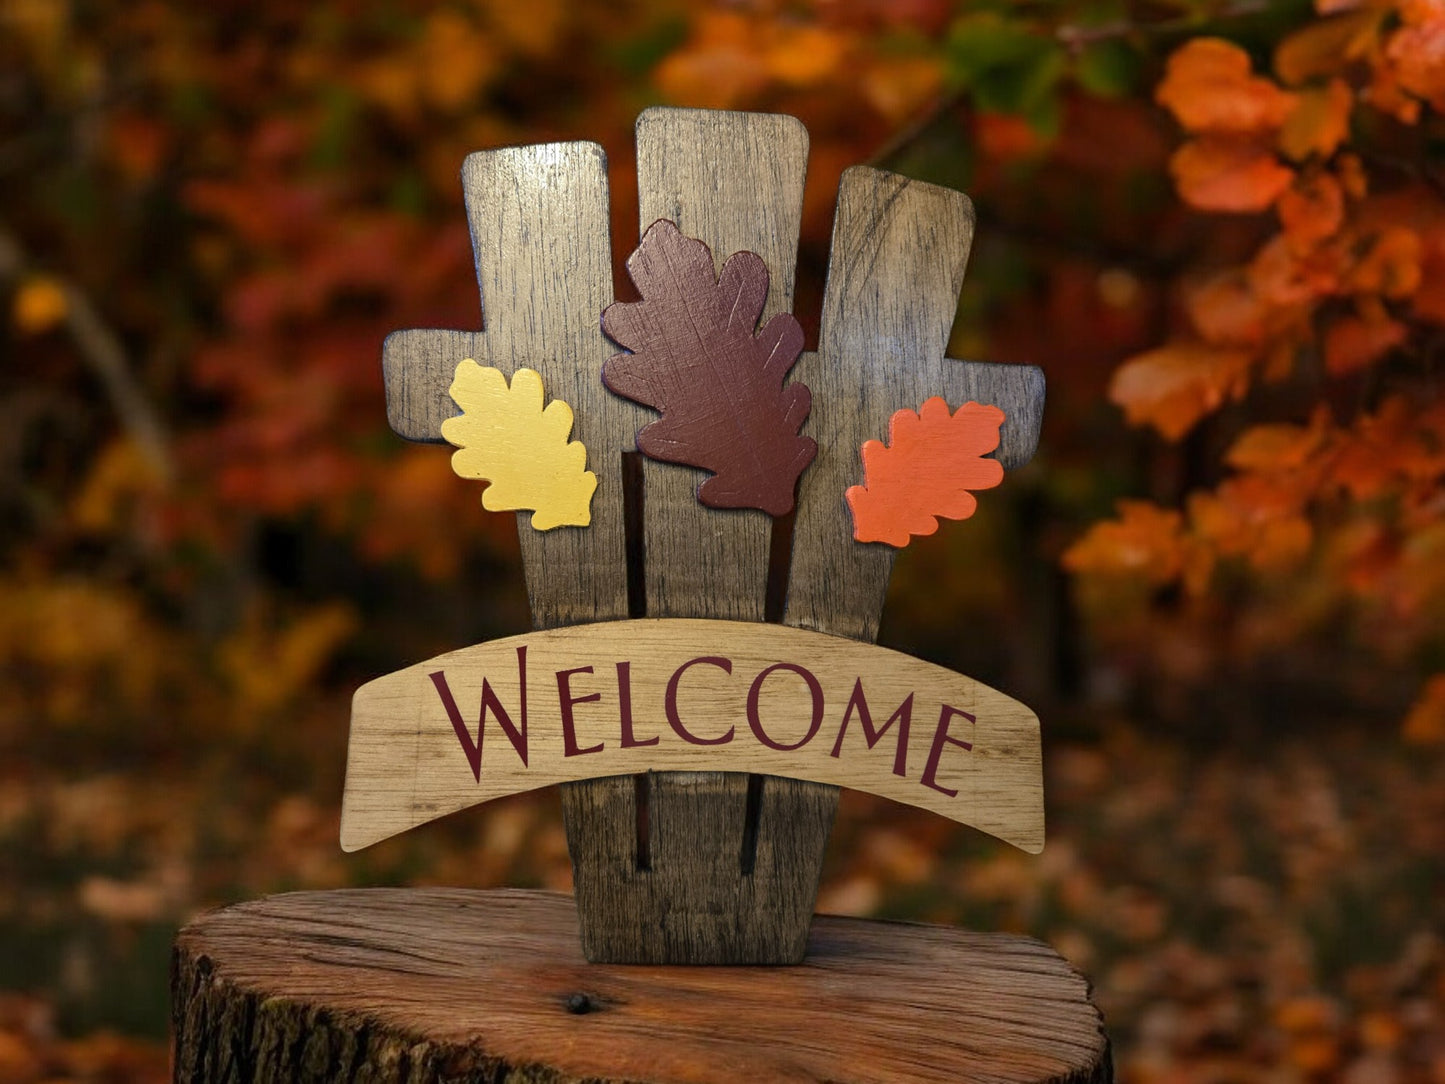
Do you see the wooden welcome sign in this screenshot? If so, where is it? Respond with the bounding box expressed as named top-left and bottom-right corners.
top-left (343, 107), bottom-right (1047, 964)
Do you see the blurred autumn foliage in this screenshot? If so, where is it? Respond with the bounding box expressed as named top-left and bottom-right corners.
top-left (1, 0), bottom-right (1442, 1081)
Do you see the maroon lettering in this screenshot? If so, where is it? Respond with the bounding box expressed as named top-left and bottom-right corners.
top-left (556, 666), bottom-right (603, 757)
top-left (829, 680), bottom-right (913, 777)
top-left (746, 662), bottom-right (824, 751)
top-left (616, 661), bottom-right (658, 748)
top-left (665, 656), bottom-right (734, 745)
top-left (429, 645), bottom-right (528, 780)
top-left (920, 704), bottom-right (975, 797)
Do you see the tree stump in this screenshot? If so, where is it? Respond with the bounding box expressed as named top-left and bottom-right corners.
top-left (171, 888), bottom-right (1111, 1084)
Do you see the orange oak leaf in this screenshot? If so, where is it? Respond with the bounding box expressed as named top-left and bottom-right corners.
top-left (845, 398), bottom-right (1005, 548)
top-left (1170, 136), bottom-right (1295, 212)
top-left (602, 219), bottom-right (816, 516)
top-left (1156, 38), bottom-right (1298, 132)
top-left (1109, 340), bottom-right (1254, 438)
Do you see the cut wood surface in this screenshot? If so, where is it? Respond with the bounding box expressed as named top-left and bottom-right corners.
top-left (344, 617), bottom-right (1043, 855)
top-left (172, 888), bottom-right (1112, 1084)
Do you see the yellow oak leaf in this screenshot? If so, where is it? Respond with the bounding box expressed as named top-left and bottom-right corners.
top-left (440, 361), bottom-right (596, 530)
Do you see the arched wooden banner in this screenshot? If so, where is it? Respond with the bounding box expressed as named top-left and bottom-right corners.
top-left (342, 618), bottom-right (1043, 854)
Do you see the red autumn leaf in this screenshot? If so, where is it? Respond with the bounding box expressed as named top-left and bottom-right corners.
top-left (602, 219), bottom-right (816, 516)
top-left (845, 398), bottom-right (1005, 548)
top-left (1109, 340), bottom-right (1254, 438)
top-left (1170, 136), bottom-right (1296, 212)
top-left (1156, 38), bottom-right (1298, 132)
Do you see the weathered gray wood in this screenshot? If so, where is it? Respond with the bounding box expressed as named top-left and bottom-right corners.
top-left (172, 888), bottom-right (1113, 1084)
top-left (563, 108), bottom-right (838, 965)
top-left (785, 166), bottom-right (1046, 643)
top-left (382, 141), bottom-right (641, 631)
top-left (566, 772), bottom-right (838, 963)
top-left (632, 106), bottom-right (807, 620)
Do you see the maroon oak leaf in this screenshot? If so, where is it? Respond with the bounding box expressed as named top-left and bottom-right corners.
top-left (601, 219), bottom-right (816, 516)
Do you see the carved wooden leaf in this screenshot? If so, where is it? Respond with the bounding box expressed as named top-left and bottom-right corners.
top-left (440, 361), bottom-right (596, 530)
top-left (601, 219), bottom-right (816, 516)
top-left (846, 398), bottom-right (1006, 547)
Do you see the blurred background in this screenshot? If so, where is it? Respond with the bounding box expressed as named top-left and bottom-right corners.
top-left (2, 0), bottom-right (1442, 1080)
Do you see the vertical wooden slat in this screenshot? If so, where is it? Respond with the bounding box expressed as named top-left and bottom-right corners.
top-left (786, 166), bottom-right (1045, 644)
top-left (632, 106), bottom-right (806, 621)
top-left (381, 142), bottom-right (638, 631)
top-left (564, 108), bottom-right (835, 964)
top-left (460, 143), bottom-right (641, 630)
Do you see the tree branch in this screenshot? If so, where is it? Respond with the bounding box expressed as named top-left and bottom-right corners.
top-left (0, 228), bottom-right (175, 486)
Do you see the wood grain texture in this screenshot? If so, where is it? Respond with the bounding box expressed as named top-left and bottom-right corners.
top-left (565, 108), bottom-right (834, 965)
top-left (382, 141), bottom-right (642, 630)
top-left (344, 618), bottom-right (1043, 855)
top-left (172, 888), bottom-right (1112, 1084)
top-left (785, 166), bottom-right (1047, 643)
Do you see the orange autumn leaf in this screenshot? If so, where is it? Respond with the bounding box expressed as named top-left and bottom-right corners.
top-left (1110, 340), bottom-right (1254, 438)
top-left (1156, 38), bottom-right (1298, 132)
top-left (1170, 136), bottom-right (1295, 212)
top-left (1278, 172), bottom-right (1346, 250)
top-left (1226, 416), bottom-right (1329, 472)
top-left (1278, 79), bottom-right (1353, 161)
top-left (1062, 500), bottom-right (1186, 584)
top-left (1248, 232), bottom-right (1343, 307)
top-left (861, 55), bottom-right (944, 124)
top-left (1323, 314), bottom-right (1407, 374)
top-left (1189, 479), bottom-right (1314, 570)
top-left (653, 11), bottom-right (768, 109)
top-left (1349, 226), bottom-right (1423, 298)
top-left (1187, 271), bottom-right (1271, 346)
top-left (764, 24), bottom-right (850, 86)
top-left (1274, 9), bottom-right (1383, 85)
top-left (1385, 0), bottom-right (1445, 113)
top-left (11, 274), bottom-right (67, 334)
top-left (845, 398), bottom-right (1005, 548)
top-left (1403, 673), bottom-right (1445, 744)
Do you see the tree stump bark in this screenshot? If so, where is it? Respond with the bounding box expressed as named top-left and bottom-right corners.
top-left (171, 888), bottom-right (1111, 1084)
